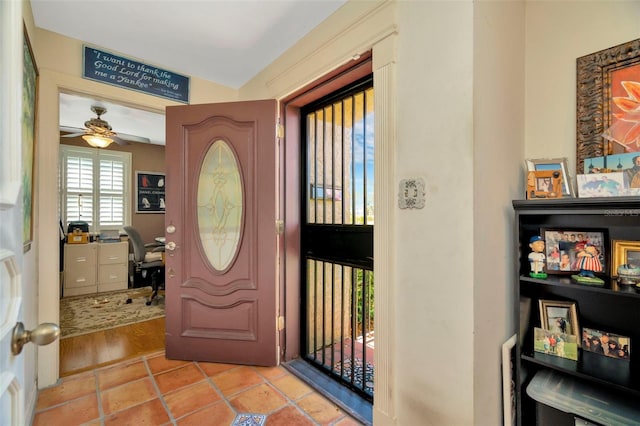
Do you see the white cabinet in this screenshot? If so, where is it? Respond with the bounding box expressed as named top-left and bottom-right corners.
top-left (64, 241), bottom-right (128, 296)
top-left (64, 243), bottom-right (98, 296)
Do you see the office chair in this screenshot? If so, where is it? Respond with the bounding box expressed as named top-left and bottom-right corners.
top-left (123, 226), bottom-right (165, 305)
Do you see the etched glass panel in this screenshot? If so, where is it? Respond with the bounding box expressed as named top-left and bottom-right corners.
top-left (197, 140), bottom-right (243, 271)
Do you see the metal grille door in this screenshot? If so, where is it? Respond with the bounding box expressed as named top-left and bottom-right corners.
top-left (301, 76), bottom-right (374, 400)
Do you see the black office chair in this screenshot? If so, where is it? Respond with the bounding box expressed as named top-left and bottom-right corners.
top-left (123, 226), bottom-right (165, 305)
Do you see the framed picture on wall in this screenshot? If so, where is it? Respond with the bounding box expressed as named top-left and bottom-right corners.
top-left (135, 171), bottom-right (165, 213)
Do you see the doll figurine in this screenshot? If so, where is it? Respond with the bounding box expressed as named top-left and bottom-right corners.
top-left (528, 236), bottom-right (547, 279)
top-left (571, 242), bottom-right (604, 285)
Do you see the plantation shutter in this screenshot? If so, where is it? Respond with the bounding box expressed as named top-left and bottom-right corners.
top-left (59, 146), bottom-right (131, 232)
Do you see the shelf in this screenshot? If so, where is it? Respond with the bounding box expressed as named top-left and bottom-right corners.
top-left (520, 275), bottom-right (640, 300)
top-left (521, 351), bottom-right (640, 397)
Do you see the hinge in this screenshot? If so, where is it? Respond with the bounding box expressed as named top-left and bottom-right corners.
top-left (276, 220), bottom-right (284, 235)
top-left (276, 123), bottom-right (284, 139)
top-left (278, 316), bottom-right (285, 331)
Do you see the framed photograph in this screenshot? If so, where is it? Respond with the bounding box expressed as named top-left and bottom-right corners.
top-left (526, 170), bottom-right (563, 199)
top-left (576, 172), bottom-right (628, 198)
top-left (135, 171), bottom-right (166, 213)
top-left (541, 229), bottom-right (606, 275)
top-left (533, 327), bottom-right (578, 361)
top-left (501, 334), bottom-right (517, 426)
top-left (22, 24), bottom-right (38, 252)
top-left (576, 38), bottom-right (640, 177)
top-left (539, 300), bottom-right (580, 346)
top-left (525, 158), bottom-right (574, 197)
top-left (611, 239), bottom-right (640, 276)
top-left (582, 327), bottom-right (630, 360)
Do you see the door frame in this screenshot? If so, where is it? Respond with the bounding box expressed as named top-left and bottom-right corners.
top-left (280, 54), bottom-right (373, 361)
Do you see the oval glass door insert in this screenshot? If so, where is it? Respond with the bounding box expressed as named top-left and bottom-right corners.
top-left (197, 139), bottom-right (243, 271)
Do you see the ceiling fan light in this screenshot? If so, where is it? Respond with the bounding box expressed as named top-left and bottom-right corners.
top-left (82, 134), bottom-right (113, 148)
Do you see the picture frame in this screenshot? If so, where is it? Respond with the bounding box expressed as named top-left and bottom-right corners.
top-left (525, 170), bottom-right (563, 200)
top-left (611, 239), bottom-right (640, 277)
top-left (582, 327), bottom-right (630, 360)
top-left (533, 327), bottom-right (578, 361)
top-left (501, 334), bottom-right (517, 426)
top-left (538, 299), bottom-right (580, 346)
top-left (135, 171), bottom-right (166, 213)
top-left (525, 158), bottom-right (574, 197)
top-left (22, 24), bottom-right (38, 252)
top-left (576, 38), bottom-right (640, 177)
top-left (541, 229), bottom-right (606, 276)
top-left (576, 172), bottom-right (628, 198)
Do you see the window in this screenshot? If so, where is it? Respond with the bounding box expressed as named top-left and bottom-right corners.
top-left (59, 145), bottom-right (131, 233)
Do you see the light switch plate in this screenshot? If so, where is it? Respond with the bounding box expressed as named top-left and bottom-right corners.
top-left (398, 178), bottom-right (426, 209)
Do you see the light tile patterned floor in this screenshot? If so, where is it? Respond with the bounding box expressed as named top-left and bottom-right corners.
top-left (33, 350), bottom-right (364, 426)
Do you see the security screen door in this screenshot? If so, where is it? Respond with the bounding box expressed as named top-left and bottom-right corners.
top-left (301, 76), bottom-right (375, 399)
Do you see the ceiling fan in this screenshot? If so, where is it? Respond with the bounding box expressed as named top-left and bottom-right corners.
top-left (60, 105), bottom-right (151, 148)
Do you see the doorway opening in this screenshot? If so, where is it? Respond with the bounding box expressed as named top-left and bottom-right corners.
top-left (300, 76), bottom-right (375, 402)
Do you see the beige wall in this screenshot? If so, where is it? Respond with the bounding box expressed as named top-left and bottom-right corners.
top-left (22, 0), bottom-right (640, 424)
top-left (525, 1), bottom-right (640, 176)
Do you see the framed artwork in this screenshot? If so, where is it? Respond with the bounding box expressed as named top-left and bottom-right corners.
top-left (576, 38), bottom-right (640, 176)
top-left (501, 334), bottom-right (517, 426)
top-left (576, 172), bottom-right (627, 198)
top-left (582, 327), bottom-right (630, 360)
top-left (525, 158), bottom-right (574, 197)
top-left (135, 171), bottom-right (165, 213)
top-left (611, 239), bottom-right (640, 276)
top-left (525, 170), bottom-right (563, 200)
top-left (22, 24), bottom-right (38, 252)
top-left (542, 229), bottom-right (606, 275)
top-left (538, 299), bottom-right (580, 346)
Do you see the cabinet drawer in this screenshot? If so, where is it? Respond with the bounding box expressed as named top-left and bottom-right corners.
top-left (65, 268), bottom-right (96, 288)
top-left (98, 264), bottom-right (127, 284)
top-left (65, 244), bottom-right (97, 267)
top-left (99, 242), bottom-right (128, 265)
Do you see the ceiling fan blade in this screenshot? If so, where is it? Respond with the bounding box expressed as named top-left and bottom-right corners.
top-left (60, 125), bottom-right (86, 137)
top-left (116, 133), bottom-right (152, 144)
top-left (112, 135), bottom-right (130, 146)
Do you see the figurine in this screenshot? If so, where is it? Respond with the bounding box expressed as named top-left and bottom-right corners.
top-left (528, 236), bottom-right (547, 279)
top-left (571, 242), bottom-right (604, 286)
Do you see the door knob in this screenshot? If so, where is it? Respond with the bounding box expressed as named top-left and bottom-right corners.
top-left (11, 322), bottom-right (60, 355)
top-left (165, 241), bottom-right (176, 251)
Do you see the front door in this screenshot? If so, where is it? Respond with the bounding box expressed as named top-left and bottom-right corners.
top-left (164, 100), bottom-right (279, 366)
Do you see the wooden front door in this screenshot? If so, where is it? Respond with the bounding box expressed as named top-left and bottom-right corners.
top-left (164, 100), bottom-right (279, 366)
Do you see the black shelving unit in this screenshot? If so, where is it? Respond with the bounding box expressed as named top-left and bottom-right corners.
top-left (513, 198), bottom-right (640, 425)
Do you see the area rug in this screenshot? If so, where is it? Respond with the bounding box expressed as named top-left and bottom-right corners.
top-left (60, 286), bottom-right (164, 339)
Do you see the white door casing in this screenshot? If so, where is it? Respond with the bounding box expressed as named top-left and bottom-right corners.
top-left (0, 1), bottom-right (26, 425)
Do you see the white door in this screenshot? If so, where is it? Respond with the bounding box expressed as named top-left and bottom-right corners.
top-left (0, 1), bottom-right (26, 424)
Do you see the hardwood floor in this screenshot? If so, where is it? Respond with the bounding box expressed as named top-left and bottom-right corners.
top-left (59, 317), bottom-right (165, 376)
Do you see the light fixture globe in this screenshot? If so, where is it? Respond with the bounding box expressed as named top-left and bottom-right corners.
top-left (82, 134), bottom-right (114, 148)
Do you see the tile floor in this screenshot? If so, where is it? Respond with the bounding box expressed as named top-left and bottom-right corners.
top-left (33, 350), bottom-right (364, 426)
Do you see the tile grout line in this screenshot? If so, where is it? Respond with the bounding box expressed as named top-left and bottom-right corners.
top-left (142, 353), bottom-right (179, 425)
top-left (93, 369), bottom-right (106, 423)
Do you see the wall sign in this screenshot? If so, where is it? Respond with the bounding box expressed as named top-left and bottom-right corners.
top-left (136, 171), bottom-right (165, 214)
top-left (83, 45), bottom-right (189, 103)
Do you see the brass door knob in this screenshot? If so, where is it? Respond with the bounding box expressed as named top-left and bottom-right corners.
top-left (11, 322), bottom-right (60, 355)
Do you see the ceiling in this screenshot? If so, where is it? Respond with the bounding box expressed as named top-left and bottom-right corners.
top-left (31, 0), bottom-right (347, 145)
